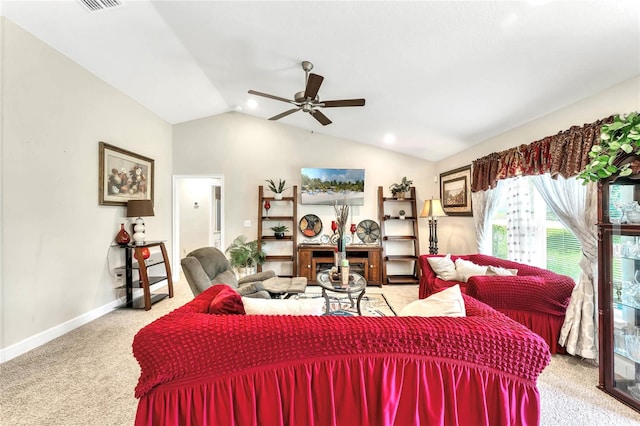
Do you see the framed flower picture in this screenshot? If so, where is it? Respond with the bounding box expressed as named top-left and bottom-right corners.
top-left (440, 165), bottom-right (472, 216)
top-left (99, 142), bottom-right (154, 206)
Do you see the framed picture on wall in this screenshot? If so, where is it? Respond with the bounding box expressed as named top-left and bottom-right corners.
top-left (440, 165), bottom-right (472, 216)
top-left (300, 168), bottom-right (365, 205)
top-left (99, 142), bottom-right (154, 206)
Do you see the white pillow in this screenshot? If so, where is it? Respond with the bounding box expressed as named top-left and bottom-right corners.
top-left (486, 265), bottom-right (518, 276)
top-left (454, 258), bottom-right (488, 282)
top-left (399, 284), bottom-right (466, 317)
top-left (241, 297), bottom-right (325, 315)
top-left (427, 254), bottom-right (460, 281)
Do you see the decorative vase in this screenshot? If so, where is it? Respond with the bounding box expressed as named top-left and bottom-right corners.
top-left (115, 223), bottom-right (130, 245)
top-left (134, 247), bottom-right (151, 260)
top-left (264, 200), bottom-right (271, 217)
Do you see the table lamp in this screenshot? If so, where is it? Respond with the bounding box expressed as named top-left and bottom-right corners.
top-left (127, 200), bottom-right (154, 245)
top-left (420, 198), bottom-right (445, 254)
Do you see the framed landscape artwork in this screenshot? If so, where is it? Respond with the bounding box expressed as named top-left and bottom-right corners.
top-left (440, 165), bottom-right (472, 216)
top-left (99, 142), bottom-right (154, 206)
top-left (300, 168), bottom-right (365, 205)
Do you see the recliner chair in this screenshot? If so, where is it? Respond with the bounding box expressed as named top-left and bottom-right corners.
top-left (181, 247), bottom-right (274, 298)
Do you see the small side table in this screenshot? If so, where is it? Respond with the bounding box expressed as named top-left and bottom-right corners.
top-left (120, 241), bottom-right (174, 310)
top-left (316, 270), bottom-right (367, 315)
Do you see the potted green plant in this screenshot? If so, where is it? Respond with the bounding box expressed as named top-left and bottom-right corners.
top-left (398, 209), bottom-right (406, 219)
top-left (389, 176), bottom-right (413, 199)
top-left (580, 112), bottom-right (640, 182)
top-left (225, 235), bottom-right (266, 276)
top-left (266, 178), bottom-right (288, 200)
top-left (271, 224), bottom-right (289, 239)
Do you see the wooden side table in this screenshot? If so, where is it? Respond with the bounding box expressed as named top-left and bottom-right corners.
top-left (122, 241), bottom-right (174, 310)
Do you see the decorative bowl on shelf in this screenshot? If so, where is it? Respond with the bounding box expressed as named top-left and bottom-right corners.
top-left (625, 332), bottom-right (640, 362)
top-left (615, 201), bottom-right (640, 224)
top-left (628, 209), bottom-right (640, 224)
top-left (629, 384), bottom-right (640, 401)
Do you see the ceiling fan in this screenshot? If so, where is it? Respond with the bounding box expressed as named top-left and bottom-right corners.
top-left (248, 61), bottom-right (365, 126)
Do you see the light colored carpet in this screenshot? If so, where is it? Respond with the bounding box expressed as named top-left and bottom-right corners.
top-left (1, 279), bottom-right (640, 425)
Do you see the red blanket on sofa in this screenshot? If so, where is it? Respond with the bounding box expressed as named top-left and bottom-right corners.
top-left (133, 285), bottom-right (550, 425)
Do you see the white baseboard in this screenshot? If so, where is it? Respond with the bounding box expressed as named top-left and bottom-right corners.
top-left (0, 282), bottom-right (167, 363)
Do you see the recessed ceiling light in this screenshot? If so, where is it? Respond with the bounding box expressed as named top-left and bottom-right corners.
top-left (247, 99), bottom-right (258, 109)
top-left (383, 134), bottom-right (396, 144)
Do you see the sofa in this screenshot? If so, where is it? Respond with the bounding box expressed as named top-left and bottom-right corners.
top-left (133, 284), bottom-right (551, 425)
top-left (419, 253), bottom-right (575, 354)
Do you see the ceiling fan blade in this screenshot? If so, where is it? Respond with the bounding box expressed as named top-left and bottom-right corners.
top-left (321, 99), bottom-right (366, 108)
top-left (304, 73), bottom-right (324, 99)
top-left (311, 110), bottom-right (332, 126)
top-left (248, 90), bottom-right (293, 104)
top-left (269, 108), bottom-right (301, 121)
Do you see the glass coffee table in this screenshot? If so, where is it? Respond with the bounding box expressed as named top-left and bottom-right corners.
top-left (316, 269), bottom-right (367, 315)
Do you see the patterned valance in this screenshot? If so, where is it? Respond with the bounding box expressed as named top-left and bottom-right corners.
top-left (471, 116), bottom-right (614, 192)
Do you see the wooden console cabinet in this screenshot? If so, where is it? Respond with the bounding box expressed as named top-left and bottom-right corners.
top-left (298, 244), bottom-right (382, 287)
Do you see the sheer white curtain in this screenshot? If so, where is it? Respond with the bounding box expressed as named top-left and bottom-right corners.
top-left (505, 177), bottom-right (537, 264)
top-left (472, 180), bottom-right (505, 254)
top-left (531, 174), bottom-right (598, 360)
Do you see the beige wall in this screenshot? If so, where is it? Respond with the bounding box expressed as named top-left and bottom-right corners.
top-left (172, 112), bottom-right (437, 257)
top-left (1, 18), bottom-right (173, 356)
top-left (434, 75), bottom-right (640, 255)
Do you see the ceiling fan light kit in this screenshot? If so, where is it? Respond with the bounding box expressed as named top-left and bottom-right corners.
top-left (248, 61), bottom-right (365, 126)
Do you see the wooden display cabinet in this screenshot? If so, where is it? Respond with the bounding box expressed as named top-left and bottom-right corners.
top-left (298, 244), bottom-right (382, 286)
top-left (598, 162), bottom-right (640, 413)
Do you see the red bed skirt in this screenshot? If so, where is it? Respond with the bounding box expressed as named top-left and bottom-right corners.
top-left (135, 354), bottom-right (540, 426)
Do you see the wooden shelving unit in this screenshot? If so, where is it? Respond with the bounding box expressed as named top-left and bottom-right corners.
top-left (257, 185), bottom-right (298, 277)
top-left (115, 241), bottom-right (173, 310)
top-left (377, 186), bottom-right (420, 284)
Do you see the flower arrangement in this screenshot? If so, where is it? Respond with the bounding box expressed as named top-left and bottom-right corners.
top-left (334, 203), bottom-right (350, 248)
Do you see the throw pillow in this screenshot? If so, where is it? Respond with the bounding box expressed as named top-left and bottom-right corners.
top-left (455, 258), bottom-right (488, 282)
top-left (399, 284), bottom-right (466, 317)
top-left (427, 254), bottom-right (460, 281)
top-left (486, 265), bottom-right (518, 276)
top-left (208, 284), bottom-right (246, 315)
top-left (242, 297), bottom-right (325, 315)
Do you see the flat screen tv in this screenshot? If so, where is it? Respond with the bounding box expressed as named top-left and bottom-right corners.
top-left (301, 168), bottom-right (365, 205)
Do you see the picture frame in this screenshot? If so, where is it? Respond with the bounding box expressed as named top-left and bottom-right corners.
top-left (300, 168), bottom-right (365, 205)
top-left (440, 165), bottom-right (472, 216)
top-left (99, 142), bottom-right (154, 206)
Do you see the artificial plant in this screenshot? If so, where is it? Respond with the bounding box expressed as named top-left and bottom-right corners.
top-left (580, 112), bottom-right (640, 182)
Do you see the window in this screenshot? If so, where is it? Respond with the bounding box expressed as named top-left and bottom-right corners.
top-left (490, 176), bottom-right (582, 282)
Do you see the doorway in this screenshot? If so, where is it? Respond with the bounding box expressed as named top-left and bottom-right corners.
top-left (172, 175), bottom-right (224, 279)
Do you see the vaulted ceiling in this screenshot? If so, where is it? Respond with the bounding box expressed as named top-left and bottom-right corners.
top-left (3, 0), bottom-right (639, 161)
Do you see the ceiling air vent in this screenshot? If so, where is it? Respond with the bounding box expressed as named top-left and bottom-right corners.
top-left (78, 0), bottom-right (124, 13)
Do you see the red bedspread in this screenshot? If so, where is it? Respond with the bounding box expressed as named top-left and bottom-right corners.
top-left (133, 286), bottom-right (550, 425)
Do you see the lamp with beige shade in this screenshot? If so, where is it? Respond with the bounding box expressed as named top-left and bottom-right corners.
top-left (420, 199), bottom-right (445, 254)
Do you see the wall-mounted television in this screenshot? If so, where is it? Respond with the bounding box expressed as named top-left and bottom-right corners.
top-left (301, 168), bottom-right (365, 205)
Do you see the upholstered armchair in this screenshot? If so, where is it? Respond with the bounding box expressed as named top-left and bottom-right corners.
top-left (181, 247), bottom-right (274, 298)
